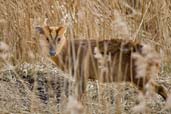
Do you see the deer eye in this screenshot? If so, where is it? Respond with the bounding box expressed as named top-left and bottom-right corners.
top-left (46, 37), bottom-right (49, 42)
top-left (56, 37), bottom-right (61, 42)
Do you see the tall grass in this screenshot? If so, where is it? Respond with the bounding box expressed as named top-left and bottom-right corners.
top-left (0, 0), bottom-right (171, 64)
top-left (0, 0), bottom-right (171, 114)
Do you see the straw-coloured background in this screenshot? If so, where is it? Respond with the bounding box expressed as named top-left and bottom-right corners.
top-left (0, 0), bottom-right (171, 114)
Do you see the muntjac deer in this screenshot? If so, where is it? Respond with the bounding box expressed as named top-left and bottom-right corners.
top-left (35, 25), bottom-right (167, 100)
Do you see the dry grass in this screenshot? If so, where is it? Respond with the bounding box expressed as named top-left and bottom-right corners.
top-left (0, 0), bottom-right (171, 114)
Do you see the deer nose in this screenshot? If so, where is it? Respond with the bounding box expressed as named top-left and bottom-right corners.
top-left (49, 49), bottom-right (56, 56)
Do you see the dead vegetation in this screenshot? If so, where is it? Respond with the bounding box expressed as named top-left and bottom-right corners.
top-left (0, 0), bottom-right (171, 114)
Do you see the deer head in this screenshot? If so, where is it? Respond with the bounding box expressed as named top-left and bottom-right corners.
top-left (36, 23), bottom-right (66, 57)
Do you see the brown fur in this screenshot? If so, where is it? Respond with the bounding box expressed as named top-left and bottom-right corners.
top-left (36, 25), bottom-right (167, 100)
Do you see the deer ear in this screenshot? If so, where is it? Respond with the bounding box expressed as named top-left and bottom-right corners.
top-left (35, 27), bottom-right (44, 34)
top-left (57, 26), bottom-right (66, 36)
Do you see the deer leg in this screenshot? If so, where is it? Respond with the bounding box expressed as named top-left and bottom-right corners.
top-left (132, 77), bottom-right (167, 100)
top-left (151, 80), bottom-right (167, 100)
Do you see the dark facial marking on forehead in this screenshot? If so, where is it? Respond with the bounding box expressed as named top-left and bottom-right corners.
top-left (49, 30), bottom-right (58, 42)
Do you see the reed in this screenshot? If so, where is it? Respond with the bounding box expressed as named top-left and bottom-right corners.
top-left (0, 0), bottom-right (171, 113)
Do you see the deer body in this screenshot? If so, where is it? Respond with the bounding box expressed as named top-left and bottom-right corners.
top-left (36, 26), bottom-right (167, 100)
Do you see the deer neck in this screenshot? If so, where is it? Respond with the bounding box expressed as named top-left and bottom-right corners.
top-left (50, 39), bottom-right (68, 70)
